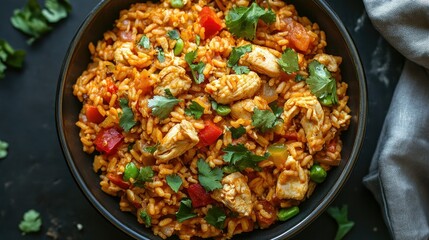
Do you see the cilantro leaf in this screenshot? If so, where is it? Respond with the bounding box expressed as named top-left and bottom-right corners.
top-left (185, 101), bottom-right (204, 119)
top-left (148, 89), bottom-right (182, 119)
top-left (166, 174), bottom-right (183, 193)
top-left (251, 108), bottom-right (279, 133)
top-left (197, 159), bottom-right (223, 192)
top-left (134, 166), bottom-right (154, 187)
top-left (229, 126), bottom-right (246, 139)
top-left (0, 40), bottom-right (25, 79)
top-left (185, 49), bottom-right (205, 83)
top-left (278, 48), bottom-right (299, 74)
top-left (143, 143), bottom-right (159, 154)
top-left (295, 74), bottom-right (305, 82)
top-left (176, 198), bottom-right (197, 222)
top-left (139, 210), bottom-right (151, 227)
top-left (19, 209), bottom-right (42, 234)
top-left (222, 144), bottom-right (269, 171)
top-left (205, 206), bottom-right (226, 229)
top-left (306, 60), bottom-right (338, 106)
top-left (232, 65), bottom-right (250, 74)
top-left (327, 205), bottom-right (355, 240)
top-left (138, 35), bottom-right (150, 49)
top-left (225, 3), bottom-right (276, 40)
top-left (227, 44), bottom-right (252, 68)
top-left (0, 140), bottom-right (9, 159)
top-left (156, 47), bottom-right (165, 63)
top-left (167, 29), bottom-right (180, 40)
top-left (42, 0), bottom-right (72, 23)
top-left (119, 98), bottom-right (137, 132)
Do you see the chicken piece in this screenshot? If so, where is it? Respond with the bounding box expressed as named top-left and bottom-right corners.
top-left (211, 172), bottom-right (252, 216)
top-left (276, 155), bottom-right (309, 200)
top-left (239, 45), bottom-right (282, 78)
top-left (283, 96), bottom-right (325, 154)
top-left (153, 120), bottom-right (199, 163)
top-left (154, 65), bottom-right (192, 97)
top-left (313, 53), bottom-right (342, 72)
top-left (205, 71), bottom-right (262, 104)
top-left (114, 42), bottom-right (151, 68)
top-left (230, 99), bottom-right (256, 120)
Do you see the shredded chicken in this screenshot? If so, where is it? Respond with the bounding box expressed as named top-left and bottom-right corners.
top-left (211, 172), bottom-right (252, 216)
top-left (114, 42), bottom-right (151, 68)
top-left (239, 45), bottom-right (282, 78)
top-left (230, 99), bottom-right (256, 120)
top-left (283, 95), bottom-right (325, 154)
top-left (205, 71), bottom-right (262, 104)
top-left (154, 65), bottom-right (192, 97)
top-left (276, 155), bottom-right (309, 200)
top-left (313, 53), bottom-right (342, 72)
top-left (153, 120), bottom-right (199, 163)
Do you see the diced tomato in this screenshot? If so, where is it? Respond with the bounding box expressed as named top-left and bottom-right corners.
top-left (284, 130), bottom-right (298, 141)
top-left (107, 173), bottom-right (130, 189)
top-left (103, 80), bottom-right (118, 103)
top-left (135, 69), bottom-right (152, 95)
top-left (94, 127), bottom-right (124, 155)
top-left (198, 121), bottom-right (223, 147)
top-left (199, 6), bottom-right (223, 39)
top-left (187, 183), bottom-right (213, 208)
top-left (283, 18), bottom-right (313, 52)
top-left (85, 105), bottom-right (105, 124)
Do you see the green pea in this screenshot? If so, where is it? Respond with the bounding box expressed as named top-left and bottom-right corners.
top-left (215, 105), bottom-right (231, 116)
top-left (277, 206), bottom-right (299, 221)
top-left (170, 0), bottom-right (184, 8)
top-left (309, 164), bottom-right (327, 183)
top-left (123, 162), bottom-right (139, 181)
top-left (174, 38), bottom-right (184, 55)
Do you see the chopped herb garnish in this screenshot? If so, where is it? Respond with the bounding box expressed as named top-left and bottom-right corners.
top-left (229, 126), bottom-right (246, 139)
top-left (232, 65), bottom-right (250, 74)
top-left (227, 44), bottom-right (252, 67)
top-left (156, 47), bottom-right (165, 63)
top-left (295, 74), bottom-right (305, 82)
top-left (134, 166), bottom-right (154, 187)
top-left (19, 209), bottom-right (42, 234)
top-left (268, 101), bottom-right (283, 119)
top-left (123, 162), bottom-right (139, 181)
top-left (185, 101), bottom-right (205, 119)
top-left (195, 35), bottom-right (201, 45)
top-left (139, 210), bottom-right (151, 227)
top-left (278, 48), bottom-right (299, 74)
top-left (176, 198), bottom-right (197, 222)
top-left (138, 35), bottom-right (150, 49)
top-left (225, 3), bottom-right (276, 40)
top-left (205, 206), bottom-right (226, 229)
top-left (170, 0), bottom-right (185, 8)
top-left (251, 108), bottom-right (281, 133)
top-left (0, 39), bottom-right (26, 79)
top-left (327, 205), bottom-right (355, 240)
top-left (306, 60), bottom-right (338, 106)
top-left (167, 29), bottom-right (180, 40)
top-left (119, 98), bottom-right (136, 132)
top-left (185, 49), bottom-right (205, 84)
top-left (222, 144), bottom-right (269, 171)
top-left (197, 159), bottom-right (223, 192)
top-left (143, 143), bottom-right (159, 154)
top-left (148, 89), bottom-right (182, 119)
top-left (166, 174), bottom-right (183, 193)
top-left (0, 140), bottom-right (9, 159)
top-left (42, 0), bottom-right (72, 23)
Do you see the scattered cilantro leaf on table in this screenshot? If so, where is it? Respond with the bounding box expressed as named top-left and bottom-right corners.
top-left (148, 89), bottom-right (182, 120)
top-left (205, 206), bottom-right (226, 229)
top-left (42, 0), bottom-right (72, 23)
top-left (222, 144), bottom-right (269, 171)
top-left (19, 209), bottom-right (42, 234)
top-left (0, 40), bottom-right (26, 79)
top-left (327, 205), bottom-right (355, 240)
top-left (197, 159), bottom-right (223, 191)
top-left (225, 3), bottom-right (276, 40)
top-left (119, 98), bottom-right (136, 132)
top-left (176, 198), bottom-right (197, 222)
top-left (278, 48), bottom-right (299, 74)
top-left (185, 49), bottom-right (206, 84)
top-left (306, 60), bottom-right (338, 106)
top-left (0, 140), bottom-right (9, 159)
top-left (185, 101), bottom-right (204, 119)
top-left (166, 174), bottom-right (183, 193)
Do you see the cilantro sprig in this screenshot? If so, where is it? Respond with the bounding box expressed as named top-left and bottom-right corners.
top-left (19, 209), bottom-right (42, 234)
top-left (227, 44), bottom-right (252, 74)
top-left (148, 89), bottom-right (182, 120)
top-left (222, 144), bottom-right (269, 171)
top-left (197, 159), bottom-right (223, 192)
top-left (138, 35), bottom-right (150, 49)
top-left (204, 206), bottom-right (226, 229)
top-left (0, 40), bottom-right (25, 80)
top-left (166, 174), bottom-right (183, 193)
top-left (229, 126), bottom-right (246, 139)
top-left (119, 98), bottom-right (136, 132)
top-left (123, 162), bottom-right (154, 187)
top-left (176, 198), bottom-right (197, 222)
top-left (0, 140), bottom-right (9, 159)
top-left (225, 3), bottom-right (276, 40)
top-left (327, 205), bottom-right (355, 240)
top-left (278, 48), bottom-right (299, 74)
top-left (306, 60), bottom-right (338, 106)
top-left (185, 101), bottom-right (204, 119)
top-left (185, 49), bottom-right (205, 84)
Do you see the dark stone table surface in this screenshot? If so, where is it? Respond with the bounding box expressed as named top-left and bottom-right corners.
top-left (0, 0), bottom-right (403, 239)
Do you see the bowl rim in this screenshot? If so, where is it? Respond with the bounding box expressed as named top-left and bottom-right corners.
top-left (55, 0), bottom-right (367, 239)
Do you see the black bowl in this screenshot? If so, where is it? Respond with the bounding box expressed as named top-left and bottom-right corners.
top-left (56, 0), bottom-right (367, 239)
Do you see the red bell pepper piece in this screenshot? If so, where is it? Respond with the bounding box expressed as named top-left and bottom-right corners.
top-left (107, 173), bottom-right (130, 189)
top-left (94, 127), bottom-right (124, 155)
top-left (187, 183), bottom-right (213, 208)
top-left (198, 121), bottom-right (223, 147)
top-left (85, 105), bottom-right (105, 124)
top-left (199, 6), bottom-right (223, 39)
